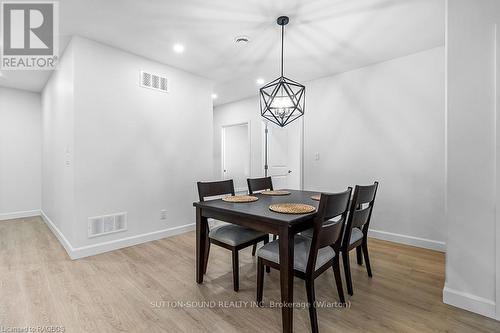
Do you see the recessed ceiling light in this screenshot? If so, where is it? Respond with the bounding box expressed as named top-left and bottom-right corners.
top-left (173, 43), bottom-right (185, 53)
top-left (211, 93), bottom-right (218, 99)
top-left (256, 78), bottom-right (265, 85)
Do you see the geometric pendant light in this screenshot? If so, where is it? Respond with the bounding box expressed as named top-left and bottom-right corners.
top-left (259, 16), bottom-right (305, 127)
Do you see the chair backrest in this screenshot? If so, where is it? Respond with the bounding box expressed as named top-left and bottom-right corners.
top-left (306, 188), bottom-right (352, 274)
top-left (247, 177), bottom-right (273, 194)
top-left (197, 180), bottom-right (235, 202)
top-left (342, 182), bottom-right (379, 249)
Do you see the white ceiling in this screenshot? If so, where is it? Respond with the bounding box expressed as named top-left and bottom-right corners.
top-left (0, 0), bottom-right (444, 105)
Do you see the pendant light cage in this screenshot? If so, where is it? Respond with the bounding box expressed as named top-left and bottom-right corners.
top-left (260, 77), bottom-right (305, 127)
top-left (259, 16), bottom-right (305, 127)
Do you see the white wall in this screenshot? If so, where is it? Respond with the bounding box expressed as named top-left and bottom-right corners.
top-left (0, 87), bottom-right (41, 220)
top-left (305, 47), bottom-right (445, 250)
top-left (214, 47), bottom-right (445, 251)
top-left (41, 36), bottom-right (213, 257)
top-left (41, 40), bottom-right (76, 245)
top-left (444, 0), bottom-right (500, 320)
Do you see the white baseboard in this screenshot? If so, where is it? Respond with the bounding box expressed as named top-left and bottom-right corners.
top-left (368, 229), bottom-right (446, 252)
top-left (0, 209), bottom-right (41, 221)
top-left (69, 223), bottom-right (195, 259)
top-left (40, 210), bottom-right (195, 260)
top-left (40, 210), bottom-right (75, 256)
top-left (443, 285), bottom-right (497, 320)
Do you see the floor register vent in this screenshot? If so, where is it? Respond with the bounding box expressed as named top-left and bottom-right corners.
top-left (88, 212), bottom-right (127, 238)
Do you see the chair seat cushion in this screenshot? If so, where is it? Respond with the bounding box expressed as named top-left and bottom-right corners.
top-left (257, 235), bottom-right (335, 273)
top-left (209, 224), bottom-right (267, 247)
top-left (350, 227), bottom-right (363, 244)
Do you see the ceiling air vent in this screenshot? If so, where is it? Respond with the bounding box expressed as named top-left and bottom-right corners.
top-left (234, 35), bottom-right (250, 44)
top-left (140, 71), bottom-right (168, 93)
top-left (88, 212), bottom-right (128, 238)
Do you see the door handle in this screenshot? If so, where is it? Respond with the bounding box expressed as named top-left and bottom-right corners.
top-left (288, 170), bottom-right (292, 174)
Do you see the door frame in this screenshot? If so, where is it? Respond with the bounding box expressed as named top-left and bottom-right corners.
top-left (261, 119), bottom-right (304, 190)
top-left (221, 121), bottom-right (252, 193)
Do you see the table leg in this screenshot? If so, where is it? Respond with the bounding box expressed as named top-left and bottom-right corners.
top-left (196, 207), bottom-right (208, 284)
top-left (279, 226), bottom-right (294, 333)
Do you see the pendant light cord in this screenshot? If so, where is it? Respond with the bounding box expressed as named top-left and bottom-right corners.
top-left (281, 24), bottom-right (284, 77)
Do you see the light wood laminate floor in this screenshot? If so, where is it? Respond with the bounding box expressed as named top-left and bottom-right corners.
top-left (1, 216), bottom-right (499, 332)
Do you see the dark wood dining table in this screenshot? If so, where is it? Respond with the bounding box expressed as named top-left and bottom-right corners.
top-left (193, 189), bottom-right (320, 333)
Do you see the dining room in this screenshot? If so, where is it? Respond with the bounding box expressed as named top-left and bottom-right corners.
top-left (1, 0), bottom-right (500, 332)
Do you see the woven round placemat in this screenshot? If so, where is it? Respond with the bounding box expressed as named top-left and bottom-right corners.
top-left (311, 194), bottom-right (321, 201)
top-left (269, 203), bottom-right (316, 214)
top-left (261, 190), bottom-right (291, 196)
top-left (222, 195), bottom-right (258, 203)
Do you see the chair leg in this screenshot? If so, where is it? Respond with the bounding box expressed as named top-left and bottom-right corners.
top-left (257, 258), bottom-right (264, 305)
top-left (332, 258), bottom-right (345, 304)
top-left (362, 240), bottom-right (372, 278)
top-left (356, 246), bottom-right (363, 265)
top-left (203, 240), bottom-right (210, 274)
top-left (262, 237), bottom-right (271, 273)
top-left (342, 251), bottom-right (353, 296)
top-left (252, 244), bottom-right (257, 256)
top-left (232, 250), bottom-right (239, 292)
top-left (305, 278), bottom-right (319, 333)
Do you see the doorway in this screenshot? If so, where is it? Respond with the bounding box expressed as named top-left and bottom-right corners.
top-left (221, 122), bottom-right (250, 192)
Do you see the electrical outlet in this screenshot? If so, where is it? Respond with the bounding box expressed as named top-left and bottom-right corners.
top-left (160, 209), bottom-right (167, 220)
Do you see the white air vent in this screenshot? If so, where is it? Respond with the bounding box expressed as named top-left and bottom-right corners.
top-left (140, 71), bottom-right (168, 93)
top-left (88, 212), bottom-right (127, 238)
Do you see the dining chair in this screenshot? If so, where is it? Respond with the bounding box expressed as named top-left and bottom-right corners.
top-left (256, 188), bottom-right (352, 333)
top-left (247, 176), bottom-right (277, 250)
top-left (197, 179), bottom-right (270, 292)
top-left (341, 182), bottom-right (379, 296)
top-left (247, 176), bottom-right (273, 194)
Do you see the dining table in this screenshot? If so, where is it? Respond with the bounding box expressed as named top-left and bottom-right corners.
top-left (193, 189), bottom-right (321, 333)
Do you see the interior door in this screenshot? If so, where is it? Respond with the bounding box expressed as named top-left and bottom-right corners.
top-left (265, 119), bottom-right (302, 190)
top-left (222, 123), bottom-right (250, 192)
